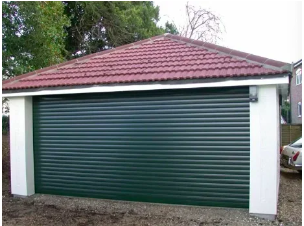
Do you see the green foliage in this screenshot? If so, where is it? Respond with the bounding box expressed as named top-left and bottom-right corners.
top-left (2, 98), bottom-right (9, 114)
top-left (2, 115), bottom-right (9, 135)
top-left (164, 22), bottom-right (179, 35)
top-left (2, 1), bottom-right (175, 78)
top-left (2, 1), bottom-right (70, 79)
top-left (281, 100), bottom-right (291, 123)
top-left (63, 1), bottom-right (165, 58)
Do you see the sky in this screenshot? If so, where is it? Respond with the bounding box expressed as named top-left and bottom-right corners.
top-left (154, 0), bottom-right (302, 63)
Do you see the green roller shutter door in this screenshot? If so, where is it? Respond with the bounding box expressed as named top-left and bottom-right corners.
top-left (33, 86), bottom-right (250, 208)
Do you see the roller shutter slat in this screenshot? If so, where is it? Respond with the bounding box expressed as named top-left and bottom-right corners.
top-left (33, 86), bottom-right (249, 208)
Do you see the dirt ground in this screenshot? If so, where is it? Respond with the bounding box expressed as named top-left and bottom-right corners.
top-left (2, 135), bottom-right (302, 225)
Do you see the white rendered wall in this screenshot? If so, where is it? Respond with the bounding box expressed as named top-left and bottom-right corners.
top-left (249, 85), bottom-right (280, 217)
top-left (7, 85), bottom-right (282, 214)
top-left (9, 96), bottom-right (35, 196)
top-left (277, 103), bottom-right (281, 207)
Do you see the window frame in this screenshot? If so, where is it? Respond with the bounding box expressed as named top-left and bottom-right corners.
top-left (297, 102), bottom-right (302, 117)
top-left (295, 68), bottom-right (302, 85)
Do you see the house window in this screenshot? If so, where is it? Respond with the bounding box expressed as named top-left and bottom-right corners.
top-left (298, 102), bottom-right (302, 117)
top-left (296, 68), bottom-right (302, 85)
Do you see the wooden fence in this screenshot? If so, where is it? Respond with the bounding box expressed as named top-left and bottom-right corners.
top-left (281, 124), bottom-right (302, 146)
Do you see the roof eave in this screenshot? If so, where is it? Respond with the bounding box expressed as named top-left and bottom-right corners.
top-left (2, 73), bottom-right (289, 98)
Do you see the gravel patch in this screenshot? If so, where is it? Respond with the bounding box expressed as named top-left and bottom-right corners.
top-left (3, 168), bottom-right (302, 226)
top-left (1, 187), bottom-right (277, 226)
top-left (277, 167), bottom-right (302, 224)
top-left (2, 135), bottom-right (302, 225)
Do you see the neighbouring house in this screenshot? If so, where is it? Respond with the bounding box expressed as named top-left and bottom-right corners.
top-left (290, 59), bottom-right (302, 124)
top-left (2, 34), bottom-right (291, 220)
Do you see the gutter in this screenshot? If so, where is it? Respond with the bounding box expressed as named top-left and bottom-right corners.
top-left (2, 75), bottom-right (289, 98)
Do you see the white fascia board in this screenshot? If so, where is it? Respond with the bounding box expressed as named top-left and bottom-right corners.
top-left (2, 76), bottom-right (289, 98)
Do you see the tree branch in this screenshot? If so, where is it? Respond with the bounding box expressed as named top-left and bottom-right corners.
top-left (178, 3), bottom-right (224, 43)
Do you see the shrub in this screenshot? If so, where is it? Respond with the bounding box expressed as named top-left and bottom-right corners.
top-left (2, 115), bottom-right (9, 135)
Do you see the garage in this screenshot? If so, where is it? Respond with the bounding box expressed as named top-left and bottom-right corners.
top-left (3, 34), bottom-right (290, 219)
top-left (33, 87), bottom-right (250, 208)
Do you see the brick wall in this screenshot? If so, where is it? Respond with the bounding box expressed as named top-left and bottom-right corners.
top-left (290, 63), bottom-right (302, 124)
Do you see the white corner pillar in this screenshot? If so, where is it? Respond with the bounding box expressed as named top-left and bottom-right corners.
top-left (249, 85), bottom-right (280, 220)
top-left (9, 96), bottom-right (35, 196)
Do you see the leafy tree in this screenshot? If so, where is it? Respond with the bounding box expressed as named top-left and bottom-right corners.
top-left (2, 1), bottom-right (70, 79)
top-left (164, 22), bottom-right (179, 35)
top-left (63, 1), bottom-right (166, 58)
top-left (2, 1), bottom-right (185, 79)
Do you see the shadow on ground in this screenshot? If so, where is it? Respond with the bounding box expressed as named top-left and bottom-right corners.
top-left (280, 168), bottom-right (302, 180)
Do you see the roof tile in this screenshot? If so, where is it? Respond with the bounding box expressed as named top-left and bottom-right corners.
top-left (3, 34), bottom-right (289, 91)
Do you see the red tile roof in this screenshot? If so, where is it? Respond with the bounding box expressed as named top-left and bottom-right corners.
top-left (2, 34), bottom-right (290, 91)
